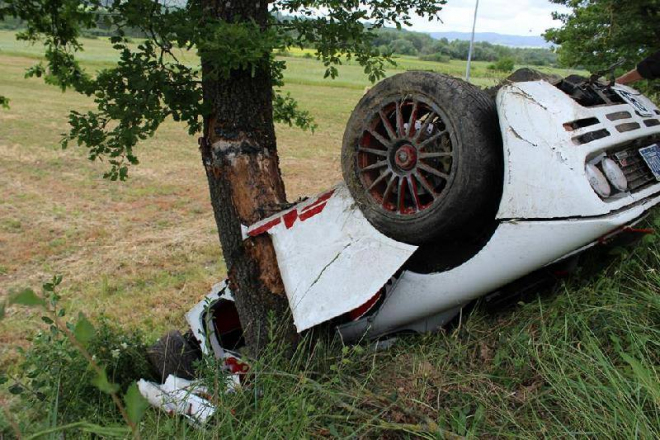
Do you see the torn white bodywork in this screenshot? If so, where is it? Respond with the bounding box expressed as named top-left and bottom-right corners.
top-left (186, 281), bottom-right (236, 359)
top-left (137, 375), bottom-right (217, 425)
top-left (247, 184), bottom-right (417, 331)
top-left (140, 287), bottom-right (245, 425)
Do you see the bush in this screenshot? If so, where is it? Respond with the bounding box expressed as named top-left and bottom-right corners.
top-left (488, 57), bottom-right (516, 72)
top-left (388, 38), bottom-right (417, 56)
top-left (419, 53), bottom-right (451, 63)
top-left (12, 316), bottom-right (153, 425)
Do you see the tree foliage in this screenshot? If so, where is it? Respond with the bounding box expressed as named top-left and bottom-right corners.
top-left (371, 27), bottom-right (558, 65)
top-left (545, 0), bottom-right (660, 72)
top-left (488, 57), bottom-right (515, 73)
top-left (0, 0), bottom-right (445, 179)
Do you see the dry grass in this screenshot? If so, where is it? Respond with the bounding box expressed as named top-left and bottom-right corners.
top-left (0, 40), bottom-right (362, 366)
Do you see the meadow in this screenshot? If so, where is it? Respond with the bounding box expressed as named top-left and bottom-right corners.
top-left (1, 30), bottom-right (658, 438)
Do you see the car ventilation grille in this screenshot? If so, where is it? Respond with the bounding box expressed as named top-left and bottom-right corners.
top-left (616, 122), bottom-right (641, 133)
top-left (568, 111), bottom-right (660, 144)
top-left (609, 147), bottom-right (656, 191)
top-left (606, 111), bottom-right (632, 121)
top-left (573, 128), bottom-right (610, 145)
top-left (564, 117), bottom-right (599, 131)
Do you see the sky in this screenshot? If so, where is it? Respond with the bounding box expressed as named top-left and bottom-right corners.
top-left (408, 0), bottom-right (570, 36)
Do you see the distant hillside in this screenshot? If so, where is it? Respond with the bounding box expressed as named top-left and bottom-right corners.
top-left (428, 32), bottom-right (552, 48)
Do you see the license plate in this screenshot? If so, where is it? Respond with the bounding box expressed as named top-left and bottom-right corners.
top-left (639, 144), bottom-right (660, 181)
top-left (614, 87), bottom-right (653, 118)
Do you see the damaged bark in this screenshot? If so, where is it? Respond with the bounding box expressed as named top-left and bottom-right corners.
top-left (199, 0), bottom-right (297, 354)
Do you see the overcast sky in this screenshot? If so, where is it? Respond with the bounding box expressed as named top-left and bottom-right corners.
top-left (408, 0), bottom-right (569, 36)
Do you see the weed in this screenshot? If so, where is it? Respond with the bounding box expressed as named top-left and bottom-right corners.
top-left (1, 277), bottom-right (152, 438)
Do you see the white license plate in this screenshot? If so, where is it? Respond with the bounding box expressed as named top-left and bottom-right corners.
top-left (614, 87), bottom-right (653, 118)
top-left (639, 144), bottom-right (660, 181)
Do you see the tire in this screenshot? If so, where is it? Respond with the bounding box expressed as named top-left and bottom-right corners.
top-left (147, 330), bottom-right (201, 381)
top-left (341, 71), bottom-right (503, 244)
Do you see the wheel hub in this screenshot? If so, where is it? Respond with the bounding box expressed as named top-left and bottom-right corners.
top-left (394, 145), bottom-right (417, 171)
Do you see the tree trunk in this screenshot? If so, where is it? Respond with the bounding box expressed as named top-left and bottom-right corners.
top-left (199, 0), bottom-right (298, 355)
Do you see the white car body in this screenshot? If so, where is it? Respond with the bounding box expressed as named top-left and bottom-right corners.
top-left (189, 79), bottom-right (660, 350)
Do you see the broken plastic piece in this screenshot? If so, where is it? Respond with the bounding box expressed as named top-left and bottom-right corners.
top-left (137, 375), bottom-right (219, 425)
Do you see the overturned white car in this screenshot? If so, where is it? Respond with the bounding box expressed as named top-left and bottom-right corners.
top-left (200, 70), bottom-right (660, 343)
top-left (142, 71), bottom-right (660, 417)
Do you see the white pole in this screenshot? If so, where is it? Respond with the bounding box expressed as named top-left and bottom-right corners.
top-left (465, 0), bottom-right (480, 82)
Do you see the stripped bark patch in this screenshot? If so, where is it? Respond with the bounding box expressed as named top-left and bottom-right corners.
top-left (245, 235), bottom-right (286, 296)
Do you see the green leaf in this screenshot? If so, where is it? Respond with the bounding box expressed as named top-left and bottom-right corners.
top-left (124, 383), bottom-right (149, 424)
top-left (0, 301), bottom-right (5, 320)
top-left (10, 288), bottom-right (46, 307)
top-left (8, 384), bottom-right (24, 395)
top-left (91, 369), bottom-right (120, 395)
top-left (41, 316), bottom-right (54, 325)
top-left (43, 275), bottom-right (62, 292)
top-left (73, 314), bottom-right (95, 345)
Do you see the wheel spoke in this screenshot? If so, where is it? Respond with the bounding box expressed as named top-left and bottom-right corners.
top-left (418, 130), bottom-right (445, 150)
top-left (360, 160), bottom-right (388, 172)
top-left (407, 100), bottom-right (419, 137)
top-left (397, 177), bottom-right (406, 213)
top-left (413, 171), bottom-right (437, 198)
top-left (395, 100), bottom-right (404, 137)
top-left (413, 112), bottom-right (436, 143)
top-left (419, 151), bottom-right (452, 159)
top-left (366, 128), bottom-right (393, 149)
top-left (379, 110), bottom-right (397, 140)
top-left (382, 175), bottom-right (398, 206)
top-left (368, 169), bottom-right (392, 190)
top-left (358, 147), bottom-right (388, 157)
top-left (407, 175), bottom-right (420, 211)
top-left (418, 163), bottom-right (449, 180)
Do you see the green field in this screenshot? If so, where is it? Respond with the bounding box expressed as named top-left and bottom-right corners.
top-left (1, 30), bottom-right (659, 438)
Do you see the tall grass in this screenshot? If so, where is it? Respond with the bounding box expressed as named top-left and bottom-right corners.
top-left (4, 227), bottom-right (658, 438)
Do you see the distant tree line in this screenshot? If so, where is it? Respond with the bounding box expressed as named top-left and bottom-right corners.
top-left (0, 15), bottom-right (21, 30)
top-left (371, 28), bottom-right (557, 67)
top-left (1, 14), bottom-right (556, 68)
top-left (0, 13), bottom-right (146, 38)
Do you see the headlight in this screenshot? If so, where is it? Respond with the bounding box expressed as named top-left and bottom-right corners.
top-left (586, 163), bottom-right (611, 197)
top-left (601, 158), bottom-right (628, 192)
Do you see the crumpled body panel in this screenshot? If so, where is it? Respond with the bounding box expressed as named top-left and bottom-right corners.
top-left (247, 184), bottom-right (417, 331)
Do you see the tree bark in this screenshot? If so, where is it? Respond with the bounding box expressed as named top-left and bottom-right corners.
top-left (199, 0), bottom-right (298, 355)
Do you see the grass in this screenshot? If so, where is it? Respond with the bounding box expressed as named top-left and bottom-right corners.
top-left (1, 30), bottom-right (658, 438)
